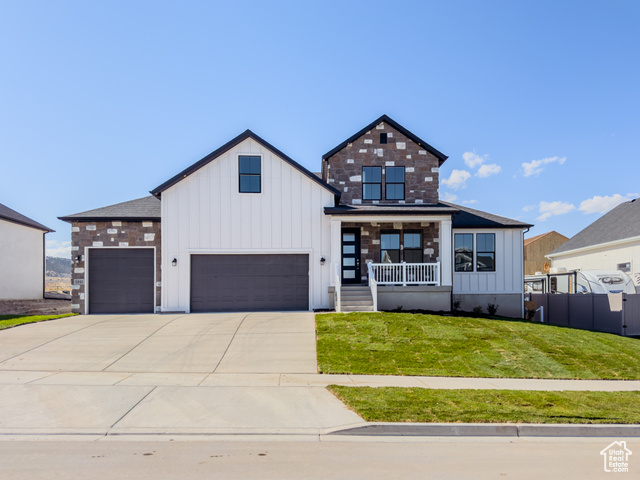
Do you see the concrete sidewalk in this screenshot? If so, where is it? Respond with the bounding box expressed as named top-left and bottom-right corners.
top-left (2, 370), bottom-right (640, 391)
top-left (0, 313), bottom-right (638, 438)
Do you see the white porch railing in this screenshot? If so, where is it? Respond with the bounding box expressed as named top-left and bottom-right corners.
top-left (368, 262), bottom-right (440, 286)
top-left (367, 262), bottom-right (378, 312)
top-left (334, 263), bottom-right (341, 313)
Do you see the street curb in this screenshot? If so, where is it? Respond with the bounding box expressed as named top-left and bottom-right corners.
top-left (329, 423), bottom-right (640, 437)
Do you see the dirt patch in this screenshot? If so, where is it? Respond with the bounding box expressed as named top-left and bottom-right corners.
top-left (0, 299), bottom-right (72, 316)
top-left (45, 276), bottom-right (72, 295)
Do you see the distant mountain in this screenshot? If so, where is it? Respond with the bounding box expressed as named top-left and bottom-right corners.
top-left (46, 256), bottom-right (72, 278)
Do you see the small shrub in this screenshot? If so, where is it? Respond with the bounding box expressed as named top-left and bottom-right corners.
top-left (525, 308), bottom-right (536, 321)
top-left (452, 300), bottom-right (461, 313)
top-left (487, 303), bottom-right (499, 316)
top-left (472, 306), bottom-right (483, 315)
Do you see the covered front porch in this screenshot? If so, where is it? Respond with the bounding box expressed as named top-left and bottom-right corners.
top-left (326, 209), bottom-right (455, 312)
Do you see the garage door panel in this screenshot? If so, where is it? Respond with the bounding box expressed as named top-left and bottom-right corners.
top-left (190, 254), bottom-right (309, 312)
top-left (88, 249), bottom-right (155, 314)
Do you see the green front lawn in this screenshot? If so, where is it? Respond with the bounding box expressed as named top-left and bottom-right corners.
top-left (316, 312), bottom-right (640, 379)
top-left (0, 314), bottom-right (76, 330)
top-left (329, 387), bottom-right (640, 424)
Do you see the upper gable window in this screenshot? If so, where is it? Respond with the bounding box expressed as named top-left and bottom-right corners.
top-left (362, 166), bottom-right (382, 200)
top-left (239, 155), bottom-right (261, 193)
top-left (380, 133), bottom-right (388, 144)
top-left (385, 166), bottom-right (405, 200)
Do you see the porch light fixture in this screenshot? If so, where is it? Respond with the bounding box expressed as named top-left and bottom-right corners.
top-left (172, 258), bottom-right (177, 267)
top-left (320, 257), bottom-right (326, 265)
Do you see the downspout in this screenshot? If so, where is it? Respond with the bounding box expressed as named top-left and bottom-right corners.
top-left (522, 227), bottom-right (530, 318)
top-left (42, 231), bottom-right (47, 299)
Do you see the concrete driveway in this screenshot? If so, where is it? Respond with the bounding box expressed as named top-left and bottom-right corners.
top-left (0, 313), bottom-right (364, 436)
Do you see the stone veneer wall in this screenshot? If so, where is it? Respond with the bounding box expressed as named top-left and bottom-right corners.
top-left (70, 220), bottom-right (161, 314)
top-left (322, 121), bottom-right (441, 205)
top-left (343, 221), bottom-right (440, 282)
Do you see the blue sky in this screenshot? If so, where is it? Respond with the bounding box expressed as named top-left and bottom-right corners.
top-left (1, 0), bottom-right (638, 257)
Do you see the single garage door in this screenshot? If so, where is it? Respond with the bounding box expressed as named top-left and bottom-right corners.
top-left (190, 254), bottom-right (309, 312)
top-left (88, 248), bottom-right (155, 314)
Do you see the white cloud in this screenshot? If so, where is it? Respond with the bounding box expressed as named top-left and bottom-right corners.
top-left (46, 240), bottom-right (71, 258)
top-left (441, 192), bottom-right (457, 202)
top-left (522, 156), bottom-right (566, 177)
top-left (578, 193), bottom-right (639, 215)
top-left (441, 169), bottom-right (471, 190)
top-left (522, 204), bottom-right (536, 212)
top-left (476, 163), bottom-right (502, 178)
top-left (462, 199), bottom-right (478, 205)
top-left (536, 201), bottom-right (575, 221)
top-left (462, 151), bottom-right (487, 169)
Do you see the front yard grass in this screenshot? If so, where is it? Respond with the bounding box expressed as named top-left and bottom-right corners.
top-left (329, 387), bottom-right (640, 424)
top-left (0, 314), bottom-right (76, 330)
top-left (316, 312), bottom-right (640, 379)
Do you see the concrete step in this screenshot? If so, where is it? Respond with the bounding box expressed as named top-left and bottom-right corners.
top-left (341, 286), bottom-right (370, 292)
top-left (340, 300), bottom-right (374, 307)
top-left (341, 305), bottom-right (375, 312)
top-left (340, 295), bottom-right (372, 301)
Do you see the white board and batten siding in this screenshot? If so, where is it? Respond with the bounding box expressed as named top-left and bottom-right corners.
top-left (452, 229), bottom-right (524, 295)
top-left (0, 220), bottom-right (45, 300)
top-left (161, 137), bottom-right (335, 312)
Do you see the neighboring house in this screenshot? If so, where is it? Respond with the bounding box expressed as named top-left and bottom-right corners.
top-left (59, 114), bottom-right (531, 317)
top-left (0, 202), bottom-right (53, 300)
top-left (524, 231), bottom-right (568, 275)
top-left (547, 197), bottom-right (640, 287)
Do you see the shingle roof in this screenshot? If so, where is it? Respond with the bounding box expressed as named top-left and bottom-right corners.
top-left (322, 114), bottom-right (448, 165)
top-left (0, 202), bottom-right (53, 232)
top-left (442, 202), bottom-right (534, 229)
top-left (324, 203), bottom-right (459, 216)
top-left (325, 202), bottom-right (532, 229)
top-left (150, 129), bottom-right (341, 197)
top-left (58, 196), bottom-right (161, 223)
top-left (548, 198), bottom-right (640, 256)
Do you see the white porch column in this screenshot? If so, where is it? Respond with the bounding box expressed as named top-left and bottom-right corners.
top-left (330, 219), bottom-right (342, 285)
top-left (440, 218), bottom-right (453, 287)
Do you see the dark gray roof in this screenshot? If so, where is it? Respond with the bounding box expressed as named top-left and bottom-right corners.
top-left (324, 203), bottom-right (458, 216)
top-left (549, 198), bottom-right (640, 256)
top-left (59, 196), bottom-right (161, 223)
top-left (0, 202), bottom-right (53, 232)
top-left (442, 202), bottom-right (534, 229)
top-left (151, 129), bottom-right (341, 198)
top-left (324, 202), bottom-right (532, 229)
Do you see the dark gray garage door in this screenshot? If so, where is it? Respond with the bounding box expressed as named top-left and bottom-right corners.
top-left (190, 254), bottom-right (309, 312)
top-left (88, 248), bottom-right (155, 314)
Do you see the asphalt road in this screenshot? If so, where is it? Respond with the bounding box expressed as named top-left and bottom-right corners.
top-left (0, 437), bottom-right (635, 480)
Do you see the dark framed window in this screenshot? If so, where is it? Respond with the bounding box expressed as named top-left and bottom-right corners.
top-left (239, 155), bottom-right (261, 193)
top-left (454, 233), bottom-right (474, 272)
top-left (403, 231), bottom-right (423, 263)
top-left (380, 133), bottom-right (388, 144)
top-left (362, 166), bottom-right (382, 200)
top-left (385, 166), bottom-right (405, 200)
top-left (380, 230), bottom-right (400, 263)
top-left (476, 233), bottom-right (495, 272)
top-left (617, 262), bottom-right (631, 273)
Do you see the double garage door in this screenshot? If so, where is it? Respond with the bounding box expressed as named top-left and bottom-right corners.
top-left (87, 250), bottom-right (309, 313)
top-left (190, 254), bottom-right (309, 312)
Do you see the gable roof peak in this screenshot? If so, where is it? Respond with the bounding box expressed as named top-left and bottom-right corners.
top-left (150, 129), bottom-right (340, 197)
top-left (322, 114), bottom-right (449, 164)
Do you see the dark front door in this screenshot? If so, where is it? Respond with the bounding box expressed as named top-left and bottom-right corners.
top-left (341, 228), bottom-right (361, 284)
